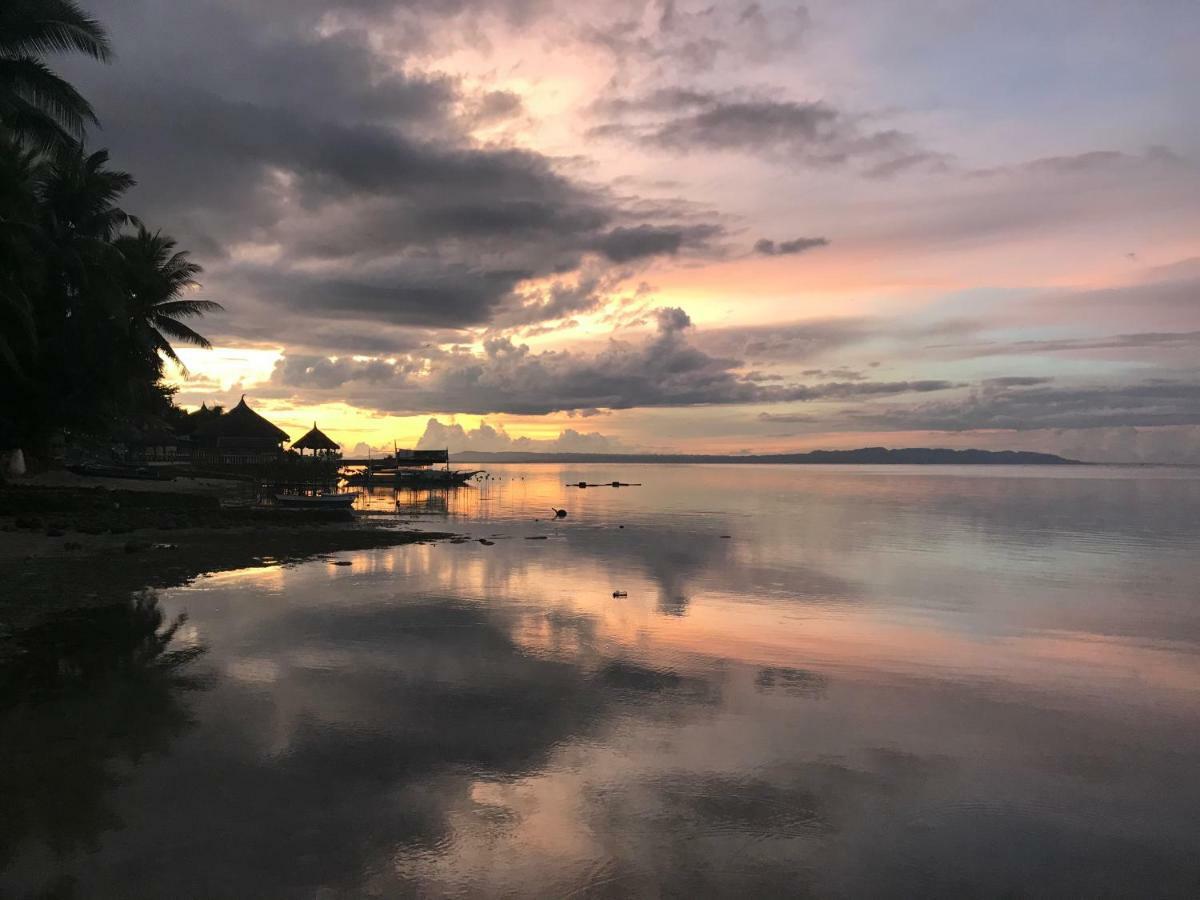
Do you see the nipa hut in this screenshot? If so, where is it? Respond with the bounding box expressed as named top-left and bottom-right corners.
top-left (192, 396), bottom-right (290, 465)
top-left (116, 417), bottom-right (186, 463)
top-left (292, 423), bottom-right (340, 458)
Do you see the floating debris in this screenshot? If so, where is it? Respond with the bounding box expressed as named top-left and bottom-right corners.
top-left (552, 508), bottom-right (567, 518)
top-left (479, 539), bottom-right (495, 546)
top-left (331, 560), bottom-right (352, 566)
top-left (567, 482), bottom-right (643, 488)
top-left (719, 535), bottom-right (732, 539)
top-left (525, 535), bottom-right (549, 540)
top-left (612, 590), bottom-right (628, 598)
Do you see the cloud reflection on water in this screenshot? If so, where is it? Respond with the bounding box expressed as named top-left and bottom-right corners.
top-left (5, 465), bottom-right (1200, 896)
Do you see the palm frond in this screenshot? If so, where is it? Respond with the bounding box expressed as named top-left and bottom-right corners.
top-left (0, 56), bottom-right (98, 136)
top-left (151, 299), bottom-right (225, 318)
top-left (0, 99), bottom-right (74, 151)
top-left (0, 0), bottom-right (112, 61)
top-left (151, 316), bottom-right (214, 349)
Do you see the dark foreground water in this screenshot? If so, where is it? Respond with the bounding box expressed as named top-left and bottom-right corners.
top-left (4, 464), bottom-right (1200, 897)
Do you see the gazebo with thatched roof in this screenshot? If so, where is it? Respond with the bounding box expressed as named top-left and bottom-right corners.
top-left (192, 396), bottom-right (290, 464)
top-left (292, 423), bottom-right (340, 458)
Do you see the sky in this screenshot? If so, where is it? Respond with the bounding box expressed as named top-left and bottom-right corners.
top-left (64, 0), bottom-right (1200, 461)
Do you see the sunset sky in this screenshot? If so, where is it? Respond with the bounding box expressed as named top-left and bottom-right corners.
top-left (67, 0), bottom-right (1200, 461)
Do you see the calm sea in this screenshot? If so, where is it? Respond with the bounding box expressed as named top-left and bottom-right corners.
top-left (5, 464), bottom-right (1200, 897)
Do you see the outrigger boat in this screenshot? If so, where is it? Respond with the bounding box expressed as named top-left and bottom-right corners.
top-left (274, 492), bottom-right (358, 509)
top-left (340, 446), bottom-right (482, 489)
top-left (348, 468), bottom-right (481, 488)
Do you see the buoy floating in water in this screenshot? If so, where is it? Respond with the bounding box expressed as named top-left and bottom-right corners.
top-left (552, 508), bottom-right (567, 518)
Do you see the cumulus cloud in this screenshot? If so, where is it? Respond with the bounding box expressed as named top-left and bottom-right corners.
top-left (64, 0), bottom-right (725, 347)
top-left (416, 418), bottom-right (628, 453)
top-left (271, 355), bottom-right (403, 390)
top-left (262, 311), bottom-right (960, 416)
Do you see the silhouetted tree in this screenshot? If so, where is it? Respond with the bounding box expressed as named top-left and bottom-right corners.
top-left (0, 592), bottom-right (207, 868)
top-left (116, 226), bottom-right (222, 375)
top-left (0, 3), bottom-right (219, 455)
top-left (0, 0), bottom-right (111, 150)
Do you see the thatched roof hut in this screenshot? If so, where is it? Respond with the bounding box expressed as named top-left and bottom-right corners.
top-left (292, 423), bottom-right (340, 455)
top-left (194, 396), bottom-right (289, 450)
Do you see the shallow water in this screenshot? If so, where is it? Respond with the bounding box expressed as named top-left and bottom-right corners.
top-left (5, 464), bottom-right (1200, 897)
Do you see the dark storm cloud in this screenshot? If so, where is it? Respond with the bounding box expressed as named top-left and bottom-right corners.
top-left (234, 264), bottom-right (536, 329)
top-left (63, 0), bottom-right (723, 336)
top-left (272, 355), bottom-right (401, 390)
top-left (754, 236), bottom-right (829, 256)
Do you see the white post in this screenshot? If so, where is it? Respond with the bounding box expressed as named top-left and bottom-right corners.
top-left (7, 448), bottom-right (26, 477)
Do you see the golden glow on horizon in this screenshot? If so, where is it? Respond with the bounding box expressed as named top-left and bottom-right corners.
top-left (171, 346), bottom-right (282, 392)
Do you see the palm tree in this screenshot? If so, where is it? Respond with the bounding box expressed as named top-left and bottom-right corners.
top-left (115, 226), bottom-right (223, 374)
top-left (37, 145), bottom-right (134, 305)
top-left (28, 146), bottom-right (137, 436)
top-left (0, 0), bottom-right (111, 149)
top-left (0, 131), bottom-right (42, 374)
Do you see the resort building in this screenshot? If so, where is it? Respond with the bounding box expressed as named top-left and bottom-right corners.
top-left (191, 396), bottom-right (290, 465)
top-left (292, 423), bottom-right (341, 458)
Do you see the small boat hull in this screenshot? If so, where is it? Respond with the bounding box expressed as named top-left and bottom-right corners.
top-left (344, 469), bottom-right (482, 488)
top-left (274, 493), bottom-right (357, 509)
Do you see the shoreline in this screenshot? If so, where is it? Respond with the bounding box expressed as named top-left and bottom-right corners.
top-left (1, 481), bottom-right (454, 620)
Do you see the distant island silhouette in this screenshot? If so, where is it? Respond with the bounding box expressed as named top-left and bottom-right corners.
top-left (451, 448), bottom-right (1082, 465)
